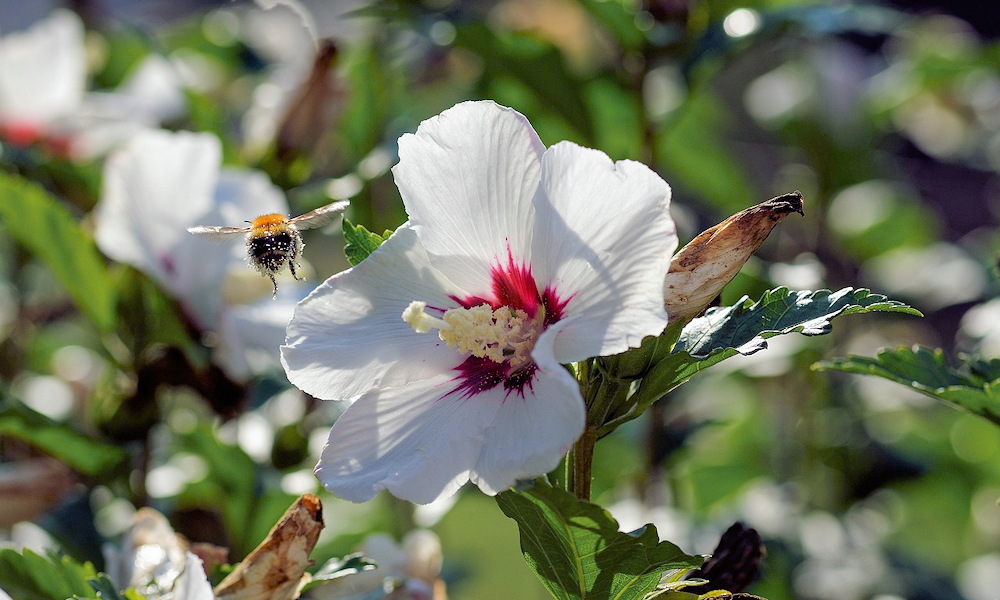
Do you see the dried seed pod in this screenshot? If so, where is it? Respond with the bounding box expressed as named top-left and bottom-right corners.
top-left (664, 191), bottom-right (804, 323)
top-left (214, 493), bottom-right (325, 600)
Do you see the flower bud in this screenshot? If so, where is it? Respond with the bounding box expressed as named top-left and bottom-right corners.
top-left (663, 191), bottom-right (804, 323)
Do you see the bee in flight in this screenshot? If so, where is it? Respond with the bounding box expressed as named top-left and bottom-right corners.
top-left (188, 200), bottom-right (349, 296)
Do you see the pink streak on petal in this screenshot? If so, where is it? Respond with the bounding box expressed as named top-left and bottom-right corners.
top-left (444, 245), bottom-right (564, 400)
top-left (489, 247), bottom-right (540, 316)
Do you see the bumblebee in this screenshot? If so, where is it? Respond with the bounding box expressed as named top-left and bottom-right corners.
top-left (188, 200), bottom-right (349, 295)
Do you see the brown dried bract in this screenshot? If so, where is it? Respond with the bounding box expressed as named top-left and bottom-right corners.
top-left (663, 191), bottom-right (804, 322)
top-left (214, 493), bottom-right (325, 600)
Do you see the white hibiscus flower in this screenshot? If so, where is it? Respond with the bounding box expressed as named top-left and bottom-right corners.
top-left (281, 100), bottom-right (677, 504)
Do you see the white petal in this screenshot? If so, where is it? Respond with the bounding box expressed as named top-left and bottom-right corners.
top-left (393, 100), bottom-right (544, 293)
top-left (282, 226), bottom-right (466, 401)
top-left (531, 141), bottom-right (676, 362)
top-left (0, 10), bottom-right (85, 125)
top-left (315, 374), bottom-right (502, 504)
top-left (95, 130), bottom-right (222, 290)
top-left (472, 318), bottom-right (585, 495)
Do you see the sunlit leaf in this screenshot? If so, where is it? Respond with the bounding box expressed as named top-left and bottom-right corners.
top-left (0, 548), bottom-right (98, 600)
top-left (677, 287), bottom-right (921, 358)
top-left (0, 173), bottom-right (116, 331)
top-left (0, 397), bottom-right (128, 476)
top-left (817, 346), bottom-right (1000, 427)
top-left (497, 481), bottom-right (701, 600)
top-left (617, 287), bottom-right (920, 432)
top-left (343, 219), bottom-right (390, 266)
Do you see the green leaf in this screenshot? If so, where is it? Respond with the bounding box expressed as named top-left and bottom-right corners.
top-left (677, 287), bottom-right (921, 359)
top-left (617, 287), bottom-right (920, 433)
top-left (0, 173), bottom-right (116, 331)
top-left (343, 219), bottom-right (390, 266)
top-left (0, 396), bottom-right (128, 476)
top-left (0, 548), bottom-right (99, 600)
top-left (817, 346), bottom-right (1000, 426)
top-left (496, 482), bottom-right (701, 600)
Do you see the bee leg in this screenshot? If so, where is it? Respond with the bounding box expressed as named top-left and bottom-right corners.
top-left (268, 272), bottom-right (278, 298)
top-left (289, 259), bottom-right (304, 281)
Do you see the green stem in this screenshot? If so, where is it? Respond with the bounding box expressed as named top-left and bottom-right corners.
top-left (571, 426), bottom-right (598, 500)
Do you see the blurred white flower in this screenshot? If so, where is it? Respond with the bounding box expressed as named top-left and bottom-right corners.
top-left (0, 9), bottom-right (85, 145)
top-left (0, 9), bottom-right (186, 158)
top-left (103, 507), bottom-right (214, 600)
top-left (93, 129), bottom-right (312, 379)
top-left (282, 100), bottom-right (676, 503)
top-left (302, 530), bottom-right (446, 600)
top-left (960, 297), bottom-right (1000, 356)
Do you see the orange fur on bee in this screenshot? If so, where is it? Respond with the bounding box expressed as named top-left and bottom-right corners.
top-left (251, 214), bottom-right (292, 233)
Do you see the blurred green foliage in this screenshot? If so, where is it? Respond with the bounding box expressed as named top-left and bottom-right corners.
top-left (0, 0), bottom-right (998, 599)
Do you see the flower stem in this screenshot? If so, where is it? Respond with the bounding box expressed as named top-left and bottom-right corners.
top-left (572, 425), bottom-right (598, 500)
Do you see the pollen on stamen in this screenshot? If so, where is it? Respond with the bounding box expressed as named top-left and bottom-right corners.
top-left (403, 301), bottom-right (543, 369)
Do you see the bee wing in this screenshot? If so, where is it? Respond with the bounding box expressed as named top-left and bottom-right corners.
top-left (187, 225), bottom-right (249, 239)
top-left (289, 200), bottom-right (350, 230)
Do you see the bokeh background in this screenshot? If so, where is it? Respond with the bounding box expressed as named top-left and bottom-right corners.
top-left (1, 1), bottom-right (998, 599)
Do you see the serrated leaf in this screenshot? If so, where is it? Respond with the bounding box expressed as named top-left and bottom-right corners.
top-left (0, 548), bottom-right (98, 600)
top-left (677, 287), bottom-right (921, 359)
top-left (0, 173), bottom-right (116, 331)
top-left (0, 397), bottom-right (128, 476)
top-left (616, 288), bottom-right (920, 432)
top-left (343, 219), bottom-right (390, 266)
top-left (497, 482), bottom-right (701, 600)
top-left (817, 346), bottom-right (1000, 426)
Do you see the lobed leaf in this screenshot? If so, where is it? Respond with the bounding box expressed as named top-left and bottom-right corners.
top-left (817, 345), bottom-right (1000, 427)
top-left (497, 482), bottom-right (701, 600)
top-left (0, 173), bottom-right (116, 331)
top-left (676, 287), bottom-right (921, 359)
top-left (616, 287), bottom-right (920, 432)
